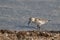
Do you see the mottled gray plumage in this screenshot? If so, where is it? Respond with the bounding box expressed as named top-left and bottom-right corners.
top-left (28, 17), bottom-right (51, 29)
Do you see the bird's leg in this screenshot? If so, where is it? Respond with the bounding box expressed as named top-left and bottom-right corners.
top-left (28, 21), bottom-right (30, 26)
top-left (28, 18), bottom-right (31, 26)
top-left (37, 24), bottom-right (40, 30)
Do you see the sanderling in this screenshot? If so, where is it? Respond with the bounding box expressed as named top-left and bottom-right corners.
top-left (28, 17), bottom-right (51, 30)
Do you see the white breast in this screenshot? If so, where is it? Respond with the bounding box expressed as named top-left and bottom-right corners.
top-left (32, 18), bottom-right (35, 22)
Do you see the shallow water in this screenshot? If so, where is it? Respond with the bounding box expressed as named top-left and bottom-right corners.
top-left (0, 0), bottom-right (60, 31)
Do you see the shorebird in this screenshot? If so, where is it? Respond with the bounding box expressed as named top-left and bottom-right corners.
top-left (28, 17), bottom-right (51, 30)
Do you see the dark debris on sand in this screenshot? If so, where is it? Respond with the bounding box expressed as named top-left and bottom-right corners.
top-left (0, 30), bottom-right (60, 40)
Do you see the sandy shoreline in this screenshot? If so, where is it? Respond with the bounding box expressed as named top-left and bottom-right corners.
top-left (0, 30), bottom-right (60, 40)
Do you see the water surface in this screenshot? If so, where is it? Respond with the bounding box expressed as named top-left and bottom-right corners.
top-left (0, 0), bottom-right (60, 31)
